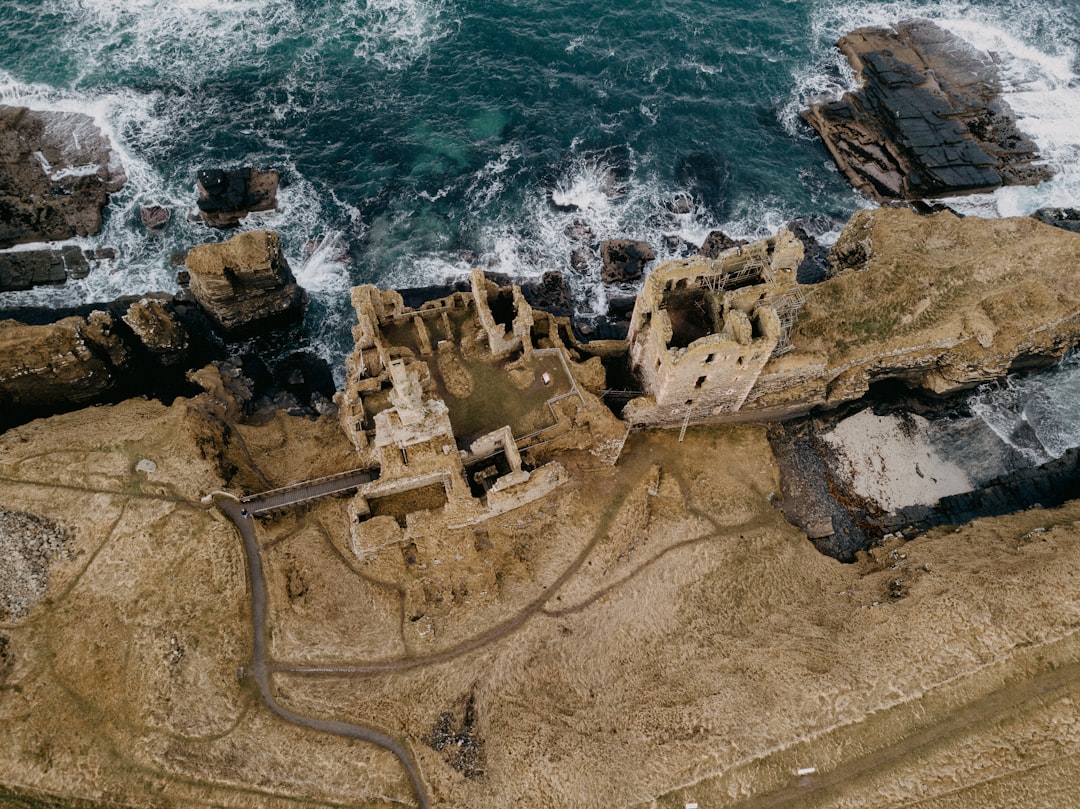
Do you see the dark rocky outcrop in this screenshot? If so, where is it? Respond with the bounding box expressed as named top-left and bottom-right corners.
top-left (697, 230), bottom-right (747, 259)
top-left (140, 205), bottom-right (171, 231)
top-left (785, 219), bottom-right (831, 285)
top-left (184, 229), bottom-right (304, 335)
top-left (0, 312), bottom-right (130, 418)
top-left (0, 246), bottom-right (118, 292)
top-left (600, 239), bottom-right (654, 284)
top-left (0, 247), bottom-right (77, 291)
top-left (803, 19), bottom-right (1051, 200)
top-left (1031, 208), bottom-right (1080, 235)
top-left (196, 168), bottom-right (278, 227)
top-left (0, 105), bottom-right (126, 248)
top-left (0, 295), bottom-right (216, 429)
top-left (121, 297), bottom-right (190, 366)
top-left (521, 271), bottom-right (573, 318)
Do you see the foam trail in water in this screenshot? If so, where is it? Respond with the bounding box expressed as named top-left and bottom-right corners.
top-left (466, 149), bottom-right (723, 318)
top-left (46, 0), bottom-right (449, 87)
top-left (343, 0), bottom-right (451, 71)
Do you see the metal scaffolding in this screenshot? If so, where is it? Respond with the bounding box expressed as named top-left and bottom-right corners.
top-left (764, 286), bottom-right (808, 357)
top-left (700, 257), bottom-right (769, 293)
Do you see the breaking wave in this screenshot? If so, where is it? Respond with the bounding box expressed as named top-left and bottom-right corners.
top-left (968, 351), bottom-right (1080, 465)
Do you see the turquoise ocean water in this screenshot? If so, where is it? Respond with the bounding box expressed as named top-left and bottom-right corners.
top-left (3, 0), bottom-right (1080, 458)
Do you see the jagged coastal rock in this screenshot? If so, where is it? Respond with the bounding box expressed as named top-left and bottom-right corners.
top-left (0, 296), bottom-right (203, 426)
top-left (697, 229), bottom-right (746, 259)
top-left (121, 297), bottom-right (190, 366)
top-left (600, 238), bottom-right (655, 283)
top-left (0, 246), bottom-right (115, 292)
top-left (0, 312), bottom-right (131, 418)
top-left (803, 19), bottom-right (1051, 200)
top-left (184, 229), bottom-right (304, 334)
top-left (0, 105), bottom-right (127, 247)
top-left (1031, 207), bottom-right (1080, 234)
top-left (195, 167), bottom-right (279, 227)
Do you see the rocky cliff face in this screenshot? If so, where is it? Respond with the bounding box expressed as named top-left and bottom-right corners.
top-left (0, 313), bottom-right (131, 416)
top-left (742, 208), bottom-right (1080, 417)
top-left (0, 297), bottom-right (197, 428)
top-left (184, 230), bottom-right (303, 334)
top-left (0, 105), bottom-right (127, 248)
top-left (802, 20), bottom-right (1051, 200)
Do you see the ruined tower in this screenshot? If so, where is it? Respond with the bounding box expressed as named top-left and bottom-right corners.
top-left (623, 230), bottom-right (804, 428)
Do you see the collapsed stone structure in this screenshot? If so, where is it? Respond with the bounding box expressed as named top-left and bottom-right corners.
top-left (332, 207), bottom-right (1080, 528)
top-left (336, 267), bottom-right (627, 561)
top-left (624, 231), bottom-right (805, 427)
top-left (626, 209), bottom-right (1080, 429)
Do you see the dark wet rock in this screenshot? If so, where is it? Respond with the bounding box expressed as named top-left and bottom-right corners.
top-left (184, 229), bottom-right (304, 335)
top-left (697, 230), bottom-right (747, 259)
top-left (1031, 208), bottom-right (1080, 235)
top-left (481, 270), bottom-right (512, 288)
top-left (0, 105), bottom-right (127, 248)
top-left (606, 295), bottom-right (637, 318)
top-left (666, 192), bottom-right (694, 215)
top-left (570, 248), bottom-right (594, 272)
top-left (662, 234), bottom-right (696, 257)
top-left (803, 19), bottom-right (1051, 200)
top-left (767, 418), bottom-right (869, 563)
top-left (785, 219), bottom-right (831, 285)
top-left (195, 167), bottom-right (278, 227)
top-left (274, 351), bottom-right (336, 407)
top-left (564, 219), bottom-right (595, 245)
top-left (140, 205), bottom-right (171, 231)
top-left (521, 271), bottom-right (573, 317)
top-left (0, 246), bottom-right (120, 291)
top-left (0, 247), bottom-right (77, 291)
top-left (600, 239), bottom-right (655, 284)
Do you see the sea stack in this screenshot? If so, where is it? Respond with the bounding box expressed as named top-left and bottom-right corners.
top-left (184, 229), bottom-right (304, 335)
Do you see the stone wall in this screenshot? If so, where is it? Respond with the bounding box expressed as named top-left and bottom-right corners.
top-left (624, 231), bottom-right (803, 427)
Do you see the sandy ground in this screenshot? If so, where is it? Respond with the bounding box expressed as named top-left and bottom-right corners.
top-left (822, 408), bottom-right (975, 511)
top-left (1, 398), bottom-right (1079, 808)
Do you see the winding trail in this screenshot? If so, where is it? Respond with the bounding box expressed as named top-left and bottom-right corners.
top-left (212, 494), bottom-right (431, 809)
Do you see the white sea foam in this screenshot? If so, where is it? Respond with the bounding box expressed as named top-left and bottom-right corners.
top-left (461, 150), bottom-right (724, 317)
top-left (343, 0), bottom-right (452, 70)
top-left (0, 70), bottom-right (189, 305)
top-left (789, 1), bottom-right (1080, 215)
top-left (0, 66), bottom-right (358, 378)
top-left (45, 0), bottom-right (450, 87)
top-left (968, 352), bottom-right (1080, 464)
top-left (46, 0), bottom-right (298, 86)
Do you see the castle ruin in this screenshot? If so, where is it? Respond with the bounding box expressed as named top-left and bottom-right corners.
top-left (623, 230), bottom-right (805, 428)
